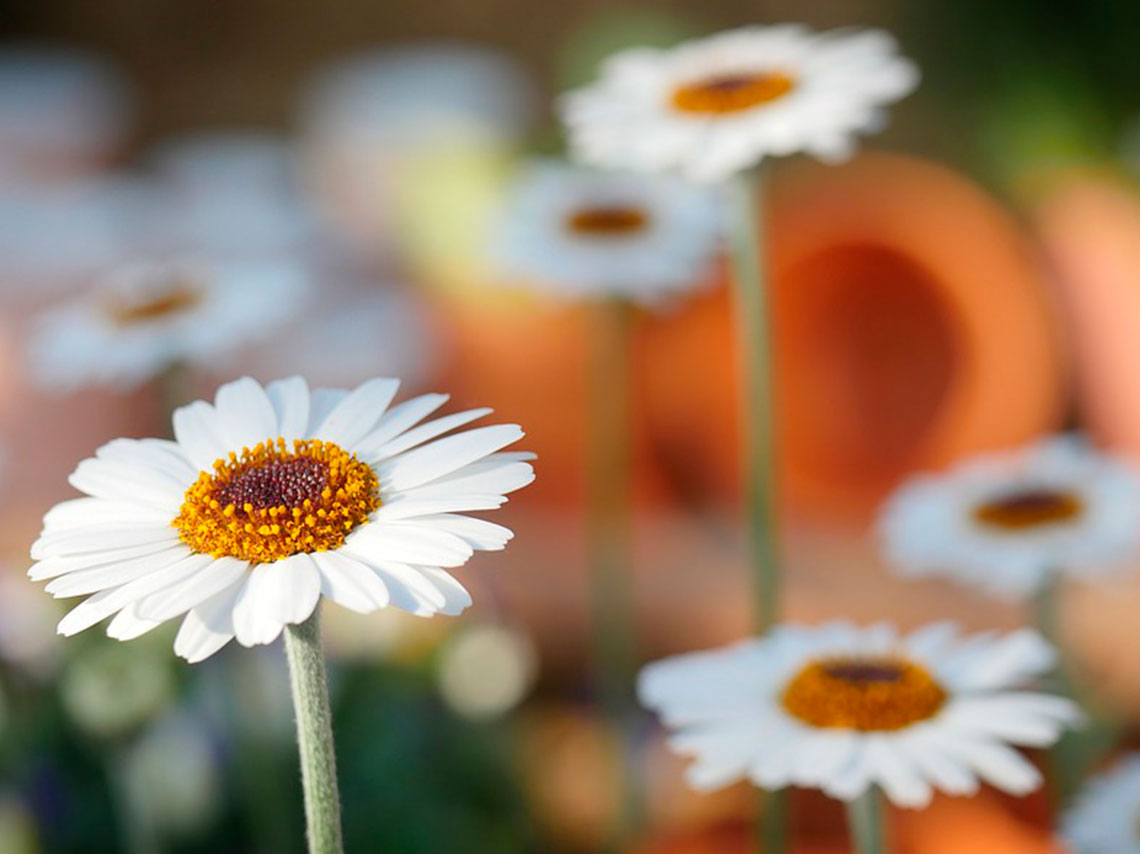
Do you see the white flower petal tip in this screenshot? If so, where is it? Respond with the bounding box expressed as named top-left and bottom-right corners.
top-left (878, 435), bottom-right (1140, 599)
top-left (560, 25), bottom-right (918, 182)
top-left (1062, 753), bottom-right (1140, 854)
top-left (29, 376), bottom-right (533, 663)
top-left (494, 158), bottom-right (724, 305)
top-left (639, 622), bottom-right (1080, 807)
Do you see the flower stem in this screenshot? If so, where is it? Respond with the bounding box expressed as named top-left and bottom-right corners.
top-left (727, 169), bottom-right (780, 635)
top-left (1032, 574), bottom-right (1082, 812)
top-left (587, 298), bottom-right (643, 846)
top-left (846, 787), bottom-right (886, 854)
top-left (283, 610), bottom-right (344, 854)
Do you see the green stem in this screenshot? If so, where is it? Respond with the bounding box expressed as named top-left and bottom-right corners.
top-left (1032, 573), bottom-right (1081, 812)
top-left (846, 787), bottom-right (886, 854)
top-left (727, 170), bottom-right (780, 635)
top-left (756, 789), bottom-right (787, 854)
top-left (283, 611), bottom-right (344, 854)
top-left (587, 299), bottom-right (642, 847)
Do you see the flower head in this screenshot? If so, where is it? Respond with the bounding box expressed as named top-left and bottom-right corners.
top-left (29, 258), bottom-right (308, 392)
top-left (1062, 753), bottom-right (1140, 854)
top-left (561, 25), bottom-right (919, 182)
top-left (495, 159), bottom-right (723, 304)
top-left (29, 375), bottom-right (534, 662)
top-left (879, 436), bottom-right (1140, 598)
top-left (640, 621), bottom-right (1079, 808)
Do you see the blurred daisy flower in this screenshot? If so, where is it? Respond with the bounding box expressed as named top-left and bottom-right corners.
top-left (640, 621), bottom-right (1079, 808)
top-left (879, 436), bottom-right (1140, 598)
top-left (1062, 753), bottom-right (1140, 854)
top-left (29, 375), bottom-right (534, 662)
top-left (561, 25), bottom-right (918, 182)
top-left (28, 257), bottom-right (308, 392)
top-left (495, 159), bottom-right (723, 304)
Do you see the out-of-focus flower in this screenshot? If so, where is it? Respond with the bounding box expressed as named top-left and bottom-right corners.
top-left (28, 258), bottom-right (308, 392)
top-left (30, 375), bottom-right (534, 661)
top-left (0, 568), bottom-right (63, 676)
top-left (297, 42), bottom-right (534, 263)
top-left (1061, 753), bottom-right (1140, 854)
top-left (437, 622), bottom-right (537, 720)
top-left (639, 152), bottom-right (1067, 519)
top-left (640, 621), bottom-right (1079, 807)
top-left (494, 159), bottom-right (723, 305)
top-left (0, 45), bottom-right (132, 181)
top-left (146, 130), bottom-right (317, 261)
top-left (0, 793), bottom-right (38, 854)
top-left (124, 712), bottom-right (221, 840)
top-left (879, 436), bottom-right (1140, 598)
top-left (237, 286), bottom-right (441, 391)
top-left (61, 642), bottom-right (174, 738)
top-left (561, 25), bottom-right (918, 182)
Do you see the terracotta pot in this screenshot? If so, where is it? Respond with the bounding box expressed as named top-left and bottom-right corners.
top-left (641, 152), bottom-right (1068, 520)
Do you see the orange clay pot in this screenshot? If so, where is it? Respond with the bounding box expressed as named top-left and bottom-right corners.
top-left (1035, 172), bottom-right (1140, 461)
top-left (639, 151), bottom-right (1068, 520)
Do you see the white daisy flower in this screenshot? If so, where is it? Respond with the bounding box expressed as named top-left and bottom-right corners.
top-left (28, 257), bottom-right (308, 392)
top-left (878, 436), bottom-right (1140, 598)
top-left (561, 25), bottom-right (919, 182)
top-left (29, 375), bottom-right (534, 663)
top-left (495, 159), bottom-right (723, 304)
top-left (1062, 753), bottom-right (1140, 854)
top-left (640, 621), bottom-right (1080, 808)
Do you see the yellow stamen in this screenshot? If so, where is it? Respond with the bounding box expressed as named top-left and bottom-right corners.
top-left (565, 205), bottom-right (650, 237)
top-left (973, 489), bottom-right (1084, 531)
top-left (671, 71), bottom-right (796, 114)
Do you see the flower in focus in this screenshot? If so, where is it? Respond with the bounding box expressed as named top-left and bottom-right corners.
top-left (879, 436), bottom-right (1140, 598)
top-left (494, 159), bottom-right (723, 304)
top-left (1061, 753), bottom-right (1140, 854)
top-left (30, 375), bottom-right (534, 661)
top-left (561, 25), bottom-right (918, 182)
top-left (28, 258), bottom-right (308, 392)
top-left (640, 621), bottom-right (1079, 807)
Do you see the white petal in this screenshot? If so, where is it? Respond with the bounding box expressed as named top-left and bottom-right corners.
top-left (366, 408), bottom-right (492, 461)
top-left (354, 393), bottom-right (449, 455)
top-left (379, 425), bottom-right (525, 492)
top-left (214, 376), bottom-right (279, 450)
top-left (231, 556), bottom-right (321, 646)
top-left (136, 556), bottom-right (249, 621)
top-left (313, 550), bottom-right (391, 614)
top-left (345, 523), bottom-right (474, 567)
top-left (174, 583), bottom-right (244, 663)
top-left (69, 458), bottom-right (185, 510)
top-left (314, 378), bottom-right (400, 448)
top-left (414, 567), bottom-right (472, 615)
top-left (32, 525), bottom-right (181, 560)
top-left (173, 400), bottom-right (230, 472)
top-left (106, 602), bottom-right (163, 640)
top-left (45, 546), bottom-right (187, 597)
top-left (266, 376), bottom-right (311, 442)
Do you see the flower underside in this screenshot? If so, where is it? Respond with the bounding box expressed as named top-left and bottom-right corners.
top-left (108, 283), bottom-right (203, 326)
top-left (972, 488), bottom-right (1084, 531)
top-left (781, 656), bottom-right (947, 731)
top-left (565, 205), bottom-right (650, 237)
top-left (174, 438), bottom-right (379, 563)
top-left (670, 71), bottom-right (796, 114)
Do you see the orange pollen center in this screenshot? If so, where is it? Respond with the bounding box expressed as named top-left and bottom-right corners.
top-left (108, 283), bottom-right (203, 326)
top-left (671, 71), bottom-right (796, 114)
top-left (973, 488), bottom-right (1084, 531)
top-left (173, 438), bottom-right (380, 563)
top-left (565, 205), bottom-right (650, 237)
top-left (781, 656), bottom-right (947, 731)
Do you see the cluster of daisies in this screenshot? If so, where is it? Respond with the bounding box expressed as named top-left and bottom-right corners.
top-left (24, 18), bottom-right (1140, 854)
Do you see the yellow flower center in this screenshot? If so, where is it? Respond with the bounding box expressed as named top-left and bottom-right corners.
top-left (173, 438), bottom-right (380, 563)
top-left (781, 657), bottom-right (947, 731)
top-left (671, 71), bottom-right (796, 115)
top-left (565, 205), bottom-right (650, 237)
top-left (972, 488), bottom-right (1084, 531)
top-left (108, 283), bottom-right (204, 326)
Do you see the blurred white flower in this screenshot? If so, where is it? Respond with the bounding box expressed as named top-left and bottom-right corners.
top-left (0, 44), bottom-right (133, 180)
top-left (1062, 753), bottom-right (1140, 854)
top-left (641, 621), bottom-right (1079, 807)
top-left (146, 130), bottom-right (318, 261)
top-left (0, 570), bottom-right (64, 677)
top-left (561, 25), bottom-right (918, 182)
top-left (438, 622), bottom-right (537, 720)
top-left (495, 159), bottom-right (723, 304)
top-left (879, 436), bottom-right (1140, 598)
top-left (28, 257), bottom-right (308, 392)
top-left (124, 712), bottom-right (221, 839)
top-left (61, 642), bottom-right (174, 738)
